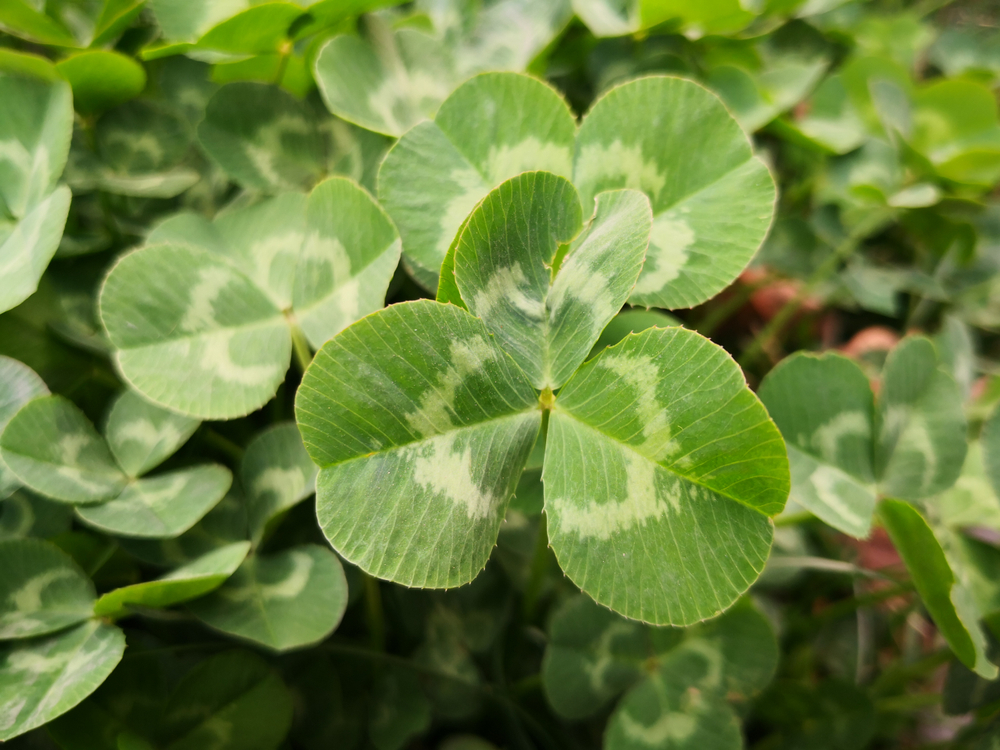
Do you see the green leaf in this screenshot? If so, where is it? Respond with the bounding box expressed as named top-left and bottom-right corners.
top-left (0, 74), bottom-right (73, 220)
top-left (378, 72), bottom-right (577, 288)
top-left (55, 51), bottom-right (146, 115)
top-left (0, 356), bottom-right (49, 500)
top-left (0, 538), bottom-right (95, 639)
top-left (576, 77), bottom-right (775, 309)
top-left (99, 242), bottom-right (291, 420)
top-left (758, 352), bottom-right (877, 538)
top-left (544, 326), bottom-right (788, 625)
top-left (188, 544), bottom-right (348, 651)
top-left (0, 395), bottom-right (127, 504)
top-left (0, 49), bottom-right (60, 82)
top-left (0, 185), bottom-right (72, 315)
top-left (296, 299), bottom-right (541, 588)
top-left (242, 423), bottom-right (317, 544)
top-left (574, 0), bottom-right (756, 38)
top-left (0, 620), bottom-right (125, 740)
top-left (369, 667), bottom-right (431, 750)
top-left (159, 650), bottom-right (293, 750)
top-left (0, 1), bottom-right (78, 46)
top-left (879, 499), bottom-right (997, 679)
top-left (101, 177), bottom-right (399, 419)
top-left (75, 465), bottom-right (233, 538)
top-left (314, 26), bottom-right (457, 137)
top-left (983, 404), bottom-right (1000, 501)
top-left (876, 336), bottom-right (967, 499)
top-left (103, 389), bottom-right (200, 478)
top-left (454, 172), bottom-right (651, 389)
top-left (779, 74), bottom-right (868, 154)
top-left (1, 491), bottom-right (74, 540)
top-left (93, 541), bottom-right (249, 618)
top-left (937, 442), bottom-right (1000, 531)
top-left (759, 337), bottom-right (967, 537)
top-left (197, 82), bottom-right (327, 193)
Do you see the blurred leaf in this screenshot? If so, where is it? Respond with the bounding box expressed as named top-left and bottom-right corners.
top-left (55, 51), bottom-right (146, 115)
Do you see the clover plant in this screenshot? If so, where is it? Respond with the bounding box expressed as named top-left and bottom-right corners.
top-left (4, 2), bottom-right (1000, 748)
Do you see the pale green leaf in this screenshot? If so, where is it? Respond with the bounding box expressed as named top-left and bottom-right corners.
top-left (575, 77), bottom-right (775, 310)
top-left (104, 389), bottom-right (200, 478)
top-left (455, 172), bottom-right (650, 389)
top-left (54, 51), bottom-right (146, 115)
top-left (296, 299), bottom-right (540, 588)
top-left (378, 72), bottom-right (576, 287)
top-left (93, 541), bottom-right (249, 618)
top-left (314, 26), bottom-right (457, 137)
top-left (0, 538), bottom-right (95, 640)
top-left (0, 356), bottom-right (49, 499)
top-left (242, 423), bottom-right (317, 544)
top-left (292, 176), bottom-right (401, 349)
top-left (197, 82), bottom-right (327, 192)
top-left (0, 186), bottom-right (72, 315)
top-left (188, 544), bottom-right (348, 651)
top-left (758, 352), bottom-right (876, 538)
top-left (545, 327), bottom-right (788, 625)
top-left (99, 243), bottom-right (291, 420)
top-left (574, 0), bottom-right (756, 38)
top-left (160, 650), bottom-right (293, 750)
top-left (876, 336), bottom-right (967, 499)
top-left (0, 74), bottom-right (72, 219)
top-left (0, 1), bottom-right (78, 46)
top-left (75, 465), bottom-right (233, 539)
top-left (0, 620), bottom-right (125, 740)
top-left (0, 395), bottom-right (127, 504)
top-left (879, 499), bottom-right (997, 679)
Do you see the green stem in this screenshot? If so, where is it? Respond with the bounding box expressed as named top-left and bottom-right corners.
top-left (738, 209), bottom-right (895, 369)
top-left (200, 428), bottom-right (244, 463)
top-left (363, 573), bottom-right (385, 652)
top-left (695, 279), bottom-right (762, 338)
top-left (523, 513), bottom-right (550, 621)
top-left (289, 321), bottom-right (313, 374)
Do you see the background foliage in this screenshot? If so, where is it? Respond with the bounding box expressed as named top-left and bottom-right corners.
top-left (4, 0), bottom-right (1000, 748)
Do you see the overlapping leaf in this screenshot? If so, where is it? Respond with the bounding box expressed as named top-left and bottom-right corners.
top-left (759, 336), bottom-right (967, 538)
top-left (0, 73), bottom-right (73, 315)
top-left (545, 326), bottom-right (789, 625)
top-left (296, 299), bottom-right (541, 588)
top-left (189, 544), bottom-right (347, 651)
top-left (100, 176), bottom-right (400, 419)
top-left (0, 619), bottom-right (125, 740)
top-left (379, 73), bottom-right (775, 307)
top-left (242, 422), bottom-right (317, 544)
top-left (0, 357), bottom-right (48, 499)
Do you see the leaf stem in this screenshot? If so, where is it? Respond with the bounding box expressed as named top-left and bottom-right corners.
top-left (289, 321), bottom-right (313, 374)
top-left (523, 513), bottom-right (550, 621)
top-left (738, 209), bottom-right (895, 370)
top-left (200, 428), bottom-right (245, 463)
top-left (362, 572), bottom-right (385, 652)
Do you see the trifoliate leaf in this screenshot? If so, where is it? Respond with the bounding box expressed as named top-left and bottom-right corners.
top-left (0, 395), bottom-right (127, 504)
top-left (542, 594), bottom-right (683, 719)
top-left (879, 499), bottom-right (998, 679)
top-left (0, 356), bottom-right (49, 499)
top-left (314, 26), bottom-right (458, 138)
top-left (188, 544), bottom-right (348, 651)
top-left (0, 538), bottom-right (95, 639)
top-left (101, 177), bottom-right (400, 419)
top-left (75, 465), bottom-right (233, 539)
top-left (759, 337), bottom-right (967, 538)
top-left (55, 51), bottom-right (146, 115)
top-left (92, 541), bottom-right (250, 618)
top-left (575, 77), bottom-right (775, 309)
top-left (241, 423), bottom-right (317, 544)
top-left (103, 389), bottom-right (200, 479)
top-left (197, 82), bottom-right (328, 193)
top-left (0, 74), bottom-right (72, 220)
top-left (378, 72), bottom-right (576, 287)
top-left (454, 172), bottom-right (650, 389)
top-left (0, 620), bottom-right (125, 740)
top-left (296, 299), bottom-right (541, 588)
top-left (160, 650), bottom-right (293, 750)
top-left (545, 327), bottom-right (788, 625)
